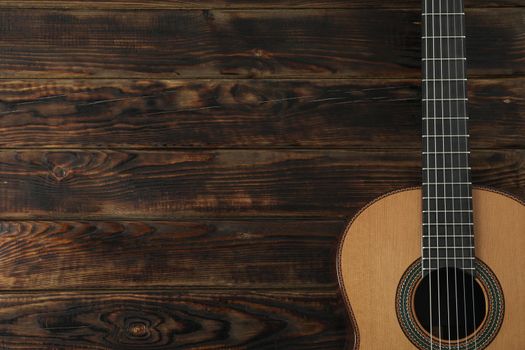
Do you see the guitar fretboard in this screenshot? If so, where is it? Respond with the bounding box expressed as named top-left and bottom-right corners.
top-left (421, 0), bottom-right (474, 272)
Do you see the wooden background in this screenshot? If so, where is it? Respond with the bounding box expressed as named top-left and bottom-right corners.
top-left (0, 0), bottom-right (523, 349)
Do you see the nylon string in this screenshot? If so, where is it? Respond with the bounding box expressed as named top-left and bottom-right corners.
top-left (424, 0), bottom-right (434, 346)
top-left (458, 0), bottom-right (478, 346)
top-left (448, 0), bottom-right (461, 346)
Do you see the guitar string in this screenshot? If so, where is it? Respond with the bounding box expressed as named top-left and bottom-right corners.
top-left (443, 0), bottom-right (459, 344)
top-left (423, 0), bottom-right (434, 347)
top-left (459, 0), bottom-right (478, 346)
top-left (431, 0), bottom-right (443, 346)
top-left (449, 0), bottom-right (461, 346)
top-left (438, 0), bottom-right (453, 344)
top-left (450, 5), bottom-right (468, 344)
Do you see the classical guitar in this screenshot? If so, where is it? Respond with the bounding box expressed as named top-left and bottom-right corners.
top-left (337, 0), bottom-right (525, 349)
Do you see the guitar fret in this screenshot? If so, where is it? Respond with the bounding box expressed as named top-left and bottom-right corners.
top-left (422, 117), bottom-right (468, 120)
top-left (423, 167), bottom-right (471, 170)
top-left (423, 196), bottom-right (472, 199)
top-left (422, 235), bottom-right (474, 237)
top-left (422, 257), bottom-right (475, 260)
top-left (423, 151), bottom-right (470, 154)
top-left (423, 267), bottom-right (476, 270)
top-left (423, 210), bottom-right (472, 212)
top-left (423, 98), bottom-right (468, 101)
top-left (422, 12), bottom-right (465, 16)
top-left (423, 246), bottom-right (475, 249)
top-left (422, 36), bottom-right (465, 39)
top-left (423, 223), bottom-right (474, 226)
top-left (423, 182), bottom-right (471, 185)
top-left (423, 79), bottom-right (467, 81)
top-left (422, 58), bottom-right (466, 61)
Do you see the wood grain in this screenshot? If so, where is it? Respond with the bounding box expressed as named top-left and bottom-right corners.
top-left (0, 149), bottom-right (521, 219)
top-left (0, 220), bottom-right (343, 289)
top-left (0, 78), bottom-right (523, 149)
top-left (0, 9), bottom-right (523, 78)
top-left (0, 1), bottom-right (520, 348)
top-left (0, 290), bottom-right (347, 349)
top-left (0, 0), bottom-right (522, 9)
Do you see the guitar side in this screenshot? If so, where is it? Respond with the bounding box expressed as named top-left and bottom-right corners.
top-left (337, 187), bottom-right (525, 350)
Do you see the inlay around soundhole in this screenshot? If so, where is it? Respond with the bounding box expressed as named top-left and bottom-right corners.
top-left (396, 259), bottom-right (504, 350)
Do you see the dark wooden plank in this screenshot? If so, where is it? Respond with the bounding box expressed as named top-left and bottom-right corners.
top-left (0, 290), bottom-right (348, 349)
top-left (0, 0), bottom-right (522, 9)
top-left (0, 78), bottom-right (523, 149)
top-left (0, 220), bottom-right (343, 289)
top-left (0, 9), bottom-right (523, 78)
top-left (0, 149), bottom-right (522, 219)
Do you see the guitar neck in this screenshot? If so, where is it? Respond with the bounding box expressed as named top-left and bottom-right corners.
top-left (421, 0), bottom-right (474, 272)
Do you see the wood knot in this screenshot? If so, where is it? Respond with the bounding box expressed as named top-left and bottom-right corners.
top-left (127, 322), bottom-right (149, 338)
top-left (252, 48), bottom-right (271, 58)
top-left (52, 166), bottom-right (69, 181)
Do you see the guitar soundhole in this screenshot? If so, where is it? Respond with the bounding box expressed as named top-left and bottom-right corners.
top-left (413, 267), bottom-right (487, 342)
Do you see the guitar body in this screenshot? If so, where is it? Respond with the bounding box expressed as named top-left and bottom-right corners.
top-left (337, 187), bottom-right (525, 350)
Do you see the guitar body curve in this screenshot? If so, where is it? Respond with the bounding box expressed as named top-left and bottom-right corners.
top-left (337, 187), bottom-right (525, 349)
